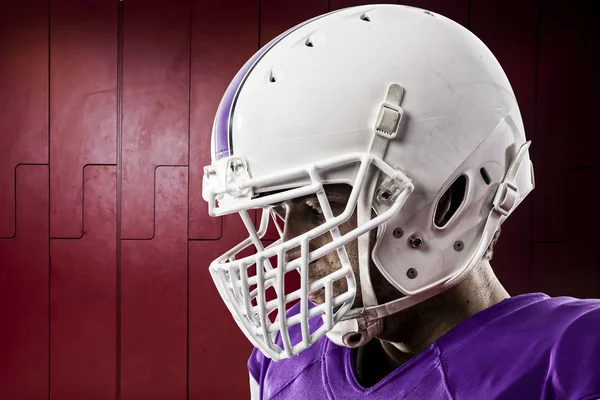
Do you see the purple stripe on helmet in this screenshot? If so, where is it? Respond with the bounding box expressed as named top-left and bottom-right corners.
top-left (214, 46), bottom-right (268, 160)
top-left (213, 10), bottom-right (341, 160)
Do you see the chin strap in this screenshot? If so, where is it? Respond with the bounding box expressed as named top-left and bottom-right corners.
top-left (326, 84), bottom-right (405, 348)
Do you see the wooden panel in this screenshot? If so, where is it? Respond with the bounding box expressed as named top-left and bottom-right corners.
top-left (330, 0), bottom-right (397, 10)
top-left (0, 1), bottom-right (48, 237)
top-left (189, 0), bottom-right (259, 239)
top-left (50, 0), bottom-right (117, 238)
top-left (121, 167), bottom-right (188, 399)
top-left (260, 0), bottom-right (329, 46)
top-left (532, 0), bottom-right (600, 241)
top-left (0, 166), bottom-right (49, 398)
top-left (191, 209), bottom-right (296, 398)
top-left (530, 169), bottom-right (600, 298)
top-left (400, 0), bottom-right (469, 27)
top-left (121, 1), bottom-right (190, 239)
top-left (190, 207), bottom-right (257, 398)
top-left (50, 166), bottom-right (116, 398)
top-left (189, 236), bottom-right (254, 399)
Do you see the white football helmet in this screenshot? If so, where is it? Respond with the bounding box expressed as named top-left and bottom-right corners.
top-left (202, 4), bottom-right (534, 361)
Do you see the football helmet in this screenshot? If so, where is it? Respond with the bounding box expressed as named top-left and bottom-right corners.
top-left (202, 4), bottom-right (534, 361)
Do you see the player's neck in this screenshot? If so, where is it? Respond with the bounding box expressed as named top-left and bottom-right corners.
top-left (380, 260), bottom-right (510, 368)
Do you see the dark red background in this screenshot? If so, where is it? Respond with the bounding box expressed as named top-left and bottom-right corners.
top-left (0, 0), bottom-right (598, 398)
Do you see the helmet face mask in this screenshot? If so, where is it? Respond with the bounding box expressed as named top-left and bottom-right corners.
top-left (202, 4), bottom-right (535, 361)
top-left (204, 151), bottom-right (414, 360)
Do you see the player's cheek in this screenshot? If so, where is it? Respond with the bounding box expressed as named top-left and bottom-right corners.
top-left (332, 276), bottom-right (349, 296)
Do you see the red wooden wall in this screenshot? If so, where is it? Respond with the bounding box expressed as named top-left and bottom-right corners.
top-left (0, 0), bottom-right (598, 398)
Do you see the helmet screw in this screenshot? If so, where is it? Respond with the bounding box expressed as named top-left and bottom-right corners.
top-left (381, 190), bottom-right (392, 200)
top-left (407, 268), bottom-right (418, 279)
top-left (454, 241), bottom-right (464, 251)
top-left (408, 234), bottom-right (423, 249)
top-left (393, 228), bottom-right (404, 238)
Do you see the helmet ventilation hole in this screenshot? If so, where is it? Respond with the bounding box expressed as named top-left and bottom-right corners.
top-left (480, 167), bottom-right (491, 185)
top-left (269, 70), bottom-right (276, 83)
top-left (360, 13), bottom-right (370, 22)
top-left (434, 175), bottom-right (467, 228)
top-left (305, 38), bottom-right (314, 47)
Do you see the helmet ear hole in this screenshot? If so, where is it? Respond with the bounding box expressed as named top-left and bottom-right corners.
top-left (434, 175), bottom-right (467, 228)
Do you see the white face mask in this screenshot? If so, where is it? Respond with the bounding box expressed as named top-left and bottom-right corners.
top-left (204, 151), bottom-right (414, 361)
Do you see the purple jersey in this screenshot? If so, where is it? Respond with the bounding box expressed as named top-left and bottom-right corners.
top-left (248, 293), bottom-right (600, 399)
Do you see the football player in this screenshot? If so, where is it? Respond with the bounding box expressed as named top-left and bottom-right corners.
top-left (202, 5), bottom-right (600, 399)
